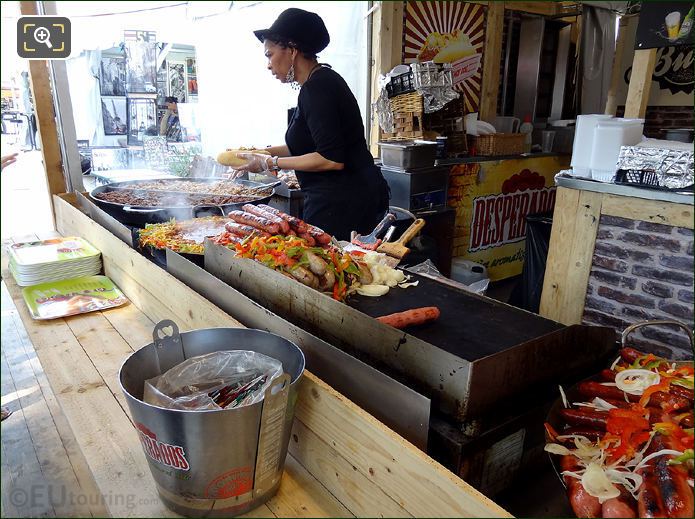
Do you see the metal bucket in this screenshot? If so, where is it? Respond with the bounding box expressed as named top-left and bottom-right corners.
top-left (119, 321), bottom-right (305, 517)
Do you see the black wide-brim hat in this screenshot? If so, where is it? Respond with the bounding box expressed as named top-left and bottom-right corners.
top-left (254, 8), bottom-right (330, 55)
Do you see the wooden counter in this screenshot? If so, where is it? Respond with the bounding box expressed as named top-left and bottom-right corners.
top-left (2, 193), bottom-right (510, 518)
top-left (540, 184), bottom-right (694, 326)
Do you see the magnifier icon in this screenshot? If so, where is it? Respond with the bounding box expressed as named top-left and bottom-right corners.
top-left (33, 26), bottom-right (53, 49)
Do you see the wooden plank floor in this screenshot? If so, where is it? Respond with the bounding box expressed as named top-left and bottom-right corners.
top-left (1, 281), bottom-right (99, 518)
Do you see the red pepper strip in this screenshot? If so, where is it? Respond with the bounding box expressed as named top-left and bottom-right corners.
top-left (640, 380), bottom-right (671, 407)
top-left (606, 408), bottom-right (651, 461)
top-left (544, 422), bottom-right (560, 442)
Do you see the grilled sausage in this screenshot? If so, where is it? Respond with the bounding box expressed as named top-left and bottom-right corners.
top-left (306, 225), bottom-right (332, 245)
top-left (559, 408), bottom-right (608, 430)
top-left (297, 232), bottom-right (316, 247)
top-left (289, 266), bottom-right (319, 289)
top-left (258, 204), bottom-right (309, 234)
top-left (227, 211), bottom-right (281, 234)
top-left (645, 391), bottom-right (690, 411)
top-left (318, 269), bottom-right (335, 291)
top-left (578, 381), bottom-right (638, 402)
top-left (224, 221), bottom-right (270, 238)
top-left (561, 455), bottom-right (602, 518)
top-left (669, 384), bottom-right (694, 403)
top-left (638, 467), bottom-right (667, 519)
top-left (619, 347), bottom-right (643, 363)
top-left (305, 251), bottom-right (327, 276)
top-left (600, 369), bottom-right (617, 382)
top-left (652, 434), bottom-right (695, 518)
top-left (563, 427), bottom-right (604, 442)
top-left (357, 262), bottom-right (373, 285)
top-left (602, 490), bottom-right (637, 518)
top-left (242, 204), bottom-right (290, 234)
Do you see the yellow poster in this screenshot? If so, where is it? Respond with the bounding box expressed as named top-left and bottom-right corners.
top-left (447, 156), bottom-right (570, 280)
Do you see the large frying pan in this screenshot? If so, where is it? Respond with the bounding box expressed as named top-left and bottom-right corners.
top-left (89, 178), bottom-right (276, 227)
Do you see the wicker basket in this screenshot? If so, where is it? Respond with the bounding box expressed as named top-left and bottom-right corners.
top-left (473, 133), bottom-right (525, 156)
top-left (381, 92), bottom-right (424, 141)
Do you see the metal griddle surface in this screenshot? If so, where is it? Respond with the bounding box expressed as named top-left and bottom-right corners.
top-left (348, 273), bottom-right (563, 362)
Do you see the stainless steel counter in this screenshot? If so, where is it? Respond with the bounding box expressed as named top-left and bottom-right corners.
top-left (555, 174), bottom-right (694, 205)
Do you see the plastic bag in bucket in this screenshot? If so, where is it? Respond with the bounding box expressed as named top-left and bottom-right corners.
top-left (119, 321), bottom-right (305, 517)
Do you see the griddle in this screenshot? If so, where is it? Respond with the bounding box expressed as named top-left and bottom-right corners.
top-left (349, 273), bottom-right (563, 362)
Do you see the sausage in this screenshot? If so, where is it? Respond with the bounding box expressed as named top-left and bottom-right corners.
top-left (376, 307), bottom-right (440, 329)
top-left (559, 408), bottom-right (608, 430)
top-left (561, 456), bottom-right (602, 518)
top-left (224, 221), bottom-right (270, 238)
top-left (289, 266), bottom-right (318, 289)
top-left (578, 381), bottom-right (638, 402)
top-left (677, 412), bottom-right (694, 428)
top-left (600, 369), bottom-right (617, 382)
top-left (297, 232), bottom-right (316, 247)
top-left (669, 384), bottom-right (694, 403)
top-left (306, 225), bottom-right (332, 245)
top-left (318, 269), bottom-right (335, 291)
top-left (257, 204), bottom-right (309, 234)
top-left (212, 232), bottom-right (242, 246)
top-left (652, 435), bottom-right (695, 518)
top-left (227, 211), bottom-right (281, 234)
top-left (242, 204), bottom-right (290, 234)
top-left (602, 494), bottom-right (637, 518)
top-left (357, 262), bottom-right (373, 285)
top-left (562, 427), bottom-right (603, 442)
top-left (645, 391), bottom-right (690, 411)
top-left (305, 251), bottom-right (327, 276)
top-left (619, 347), bottom-right (643, 363)
top-left (637, 467), bottom-right (667, 518)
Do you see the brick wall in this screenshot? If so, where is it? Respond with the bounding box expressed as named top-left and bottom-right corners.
top-left (582, 215), bottom-right (694, 360)
top-left (616, 105), bottom-right (694, 139)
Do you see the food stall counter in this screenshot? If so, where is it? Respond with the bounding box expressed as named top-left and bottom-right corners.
top-left (8, 193), bottom-right (511, 518)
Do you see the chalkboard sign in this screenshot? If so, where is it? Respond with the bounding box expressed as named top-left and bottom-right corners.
top-left (636, 2), bottom-right (694, 49)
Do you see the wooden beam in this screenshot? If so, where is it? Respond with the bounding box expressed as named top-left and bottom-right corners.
top-left (602, 195), bottom-right (694, 229)
top-left (624, 48), bottom-right (657, 119)
top-left (504, 1), bottom-right (559, 16)
top-left (479, 2), bottom-right (505, 121)
top-left (605, 15), bottom-right (631, 115)
top-left (19, 1), bottom-right (66, 212)
top-left (369, 1), bottom-right (406, 154)
top-left (540, 187), bottom-right (603, 325)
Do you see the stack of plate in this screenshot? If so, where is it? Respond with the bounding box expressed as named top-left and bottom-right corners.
top-left (8, 236), bottom-right (102, 287)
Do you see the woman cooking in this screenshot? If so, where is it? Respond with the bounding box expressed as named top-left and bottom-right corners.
top-left (235, 8), bottom-right (389, 241)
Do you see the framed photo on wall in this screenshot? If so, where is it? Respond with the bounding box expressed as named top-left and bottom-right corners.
top-left (101, 97), bottom-right (127, 135)
top-left (167, 61), bottom-right (186, 103)
top-left (127, 97), bottom-right (157, 146)
top-left (125, 41), bottom-right (157, 94)
top-left (100, 56), bottom-right (126, 96)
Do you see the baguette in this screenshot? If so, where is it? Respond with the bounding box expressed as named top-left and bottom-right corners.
top-left (216, 148), bottom-right (270, 167)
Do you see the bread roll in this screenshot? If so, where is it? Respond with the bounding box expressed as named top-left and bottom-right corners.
top-left (217, 148), bottom-right (270, 167)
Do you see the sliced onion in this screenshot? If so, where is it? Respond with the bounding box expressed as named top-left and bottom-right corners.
top-left (593, 397), bottom-right (617, 411)
top-left (581, 463), bottom-right (621, 503)
top-left (610, 356), bottom-right (621, 371)
top-left (545, 443), bottom-right (571, 456)
top-left (634, 449), bottom-right (683, 471)
top-left (575, 397), bottom-right (617, 412)
top-left (561, 470), bottom-right (584, 480)
top-left (559, 385), bottom-right (569, 408)
top-left (615, 369), bottom-right (660, 396)
top-left (356, 284), bottom-right (390, 297)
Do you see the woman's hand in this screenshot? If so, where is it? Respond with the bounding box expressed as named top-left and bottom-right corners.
top-left (235, 152), bottom-right (273, 174)
top-left (1, 153), bottom-right (19, 171)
